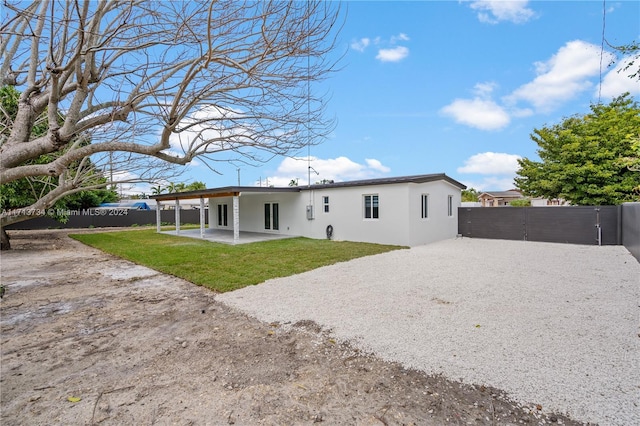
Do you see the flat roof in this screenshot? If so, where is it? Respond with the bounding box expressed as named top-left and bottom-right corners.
top-left (302, 173), bottom-right (466, 190)
top-left (149, 173), bottom-right (465, 201)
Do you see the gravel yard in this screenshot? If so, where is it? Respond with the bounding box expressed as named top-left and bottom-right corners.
top-left (2, 231), bottom-right (638, 425)
top-left (219, 238), bottom-right (640, 426)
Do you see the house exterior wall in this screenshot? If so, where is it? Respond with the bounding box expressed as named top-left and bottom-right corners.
top-left (208, 192), bottom-right (301, 235)
top-left (301, 183), bottom-right (412, 246)
top-left (406, 181), bottom-right (461, 246)
top-left (298, 180), bottom-right (461, 246)
top-left (207, 180), bottom-right (462, 247)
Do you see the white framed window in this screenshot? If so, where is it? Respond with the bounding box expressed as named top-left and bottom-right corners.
top-left (421, 194), bottom-right (429, 219)
top-left (364, 194), bottom-right (379, 219)
top-left (447, 195), bottom-right (453, 217)
top-left (264, 202), bottom-right (279, 230)
top-left (217, 204), bottom-right (228, 226)
top-left (323, 196), bottom-right (330, 213)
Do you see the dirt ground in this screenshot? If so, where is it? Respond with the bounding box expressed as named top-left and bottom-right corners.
top-left (1, 230), bottom-right (586, 425)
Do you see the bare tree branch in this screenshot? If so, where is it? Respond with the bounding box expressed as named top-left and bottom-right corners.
top-left (1, 0), bottom-right (342, 226)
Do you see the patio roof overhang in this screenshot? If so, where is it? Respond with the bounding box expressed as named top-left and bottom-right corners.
top-left (150, 186), bottom-right (300, 244)
top-left (150, 186), bottom-right (300, 201)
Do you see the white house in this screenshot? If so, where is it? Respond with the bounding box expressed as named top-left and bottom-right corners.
top-left (151, 173), bottom-right (465, 247)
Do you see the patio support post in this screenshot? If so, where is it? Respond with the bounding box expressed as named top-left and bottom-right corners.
top-left (175, 199), bottom-right (181, 235)
top-left (156, 200), bottom-right (161, 233)
top-left (199, 197), bottom-right (205, 239)
top-left (233, 195), bottom-right (240, 244)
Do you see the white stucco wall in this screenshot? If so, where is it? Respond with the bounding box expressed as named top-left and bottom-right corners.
top-left (208, 192), bottom-right (301, 235)
top-left (297, 184), bottom-right (410, 246)
top-left (300, 180), bottom-right (461, 247)
top-left (406, 181), bottom-right (461, 246)
top-left (206, 180), bottom-right (462, 247)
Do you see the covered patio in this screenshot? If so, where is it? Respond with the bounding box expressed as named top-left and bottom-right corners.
top-left (150, 186), bottom-right (300, 245)
top-left (161, 228), bottom-right (296, 245)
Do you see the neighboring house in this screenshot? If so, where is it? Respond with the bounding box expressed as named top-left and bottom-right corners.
top-left (476, 191), bottom-right (568, 207)
top-left (154, 199), bottom-right (207, 210)
top-left (478, 190), bottom-right (524, 207)
top-left (151, 173), bottom-right (465, 247)
top-left (98, 201), bottom-right (151, 210)
top-left (461, 201), bottom-right (481, 207)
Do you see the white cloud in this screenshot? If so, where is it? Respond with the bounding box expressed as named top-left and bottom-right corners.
top-left (165, 105), bottom-right (247, 155)
top-left (390, 33), bottom-right (410, 43)
top-left (460, 176), bottom-right (517, 192)
top-left (473, 81), bottom-right (498, 98)
top-left (599, 56), bottom-right (640, 98)
top-left (507, 40), bottom-right (614, 112)
top-left (440, 98), bottom-right (510, 130)
top-left (467, 0), bottom-right (536, 24)
top-left (350, 37), bottom-right (370, 52)
top-left (376, 46), bottom-right (409, 63)
top-left (457, 152), bottom-right (522, 175)
top-left (352, 33), bottom-right (411, 63)
top-left (365, 158), bottom-right (391, 173)
top-left (442, 40), bottom-right (628, 131)
top-left (457, 152), bottom-right (522, 191)
top-left (259, 156), bottom-right (391, 187)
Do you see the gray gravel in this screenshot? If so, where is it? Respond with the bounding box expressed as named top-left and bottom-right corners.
top-left (218, 238), bottom-right (640, 425)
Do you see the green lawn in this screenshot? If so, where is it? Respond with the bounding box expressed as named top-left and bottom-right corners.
top-left (70, 229), bottom-right (405, 293)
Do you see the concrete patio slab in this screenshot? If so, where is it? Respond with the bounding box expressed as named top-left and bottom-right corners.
top-left (161, 228), bottom-right (296, 245)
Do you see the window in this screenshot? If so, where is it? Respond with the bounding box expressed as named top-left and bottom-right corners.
top-left (364, 195), bottom-right (379, 219)
top-left (264, 202), bottom-right (279, 230)
top-left (323, 196), bottom-right (330, 213)
top-left (217, 204), bottom-right (228, 227)
top-left (421, 194), bottom-right (429, 219)
top-left (447, 195), bottom-right (453, 217)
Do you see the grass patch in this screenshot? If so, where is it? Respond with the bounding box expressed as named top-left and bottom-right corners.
top-left (70, 229), bottom-right (405, 293)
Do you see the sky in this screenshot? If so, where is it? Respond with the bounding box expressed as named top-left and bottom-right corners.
top-left (136, 0), bottom-right (640, 194)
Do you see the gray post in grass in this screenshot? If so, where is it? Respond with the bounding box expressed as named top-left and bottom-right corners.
top-left (156, 200), bottom-right (161, 233)
top-left (233, 195), bottom-right (240, 244)
top-left (199, 197), bottom-right (206, 239)
top-left (175, 199), bottom-right (180, 235)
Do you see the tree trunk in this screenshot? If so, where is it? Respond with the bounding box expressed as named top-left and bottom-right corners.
top-left (1, 227), bottom-right (10, 250)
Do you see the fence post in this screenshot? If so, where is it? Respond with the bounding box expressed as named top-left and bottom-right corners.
top-left (199, 198), bottom-right (205, 239)
top-left (595, 208), bottom-right (601, 246)
top-left (175, 199), bottom-right (181, 235)
top-left (156, 200), bottom-right (161, 233)
top-left (617, 205), bottom-right (623, 245)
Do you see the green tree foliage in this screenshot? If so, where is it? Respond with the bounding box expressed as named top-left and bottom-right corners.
top-left (515, 94), bottom-right (640, 205)
top-left (509, 198), bottom-right (531, 207)
top-left (150, 181), bottom-right (207, 194)
top-left (0, 86), bottom-right (117, 222)
top-left (461, 188), bottom-right (479, 202)
top-left (180, 181), bottom-right (206, 192)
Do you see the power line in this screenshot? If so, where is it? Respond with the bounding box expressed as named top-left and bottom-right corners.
top-left (598, 0), bottom-right (607, 104)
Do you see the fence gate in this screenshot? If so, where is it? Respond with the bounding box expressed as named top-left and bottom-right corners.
top-left (458, 206), bottom-right (621, 246)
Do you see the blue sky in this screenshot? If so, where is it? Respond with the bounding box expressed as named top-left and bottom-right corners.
top-left (150, 0), bottom-right (640, 193)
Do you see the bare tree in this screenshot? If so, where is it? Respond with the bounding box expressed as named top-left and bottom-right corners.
top-left (0, 0), bottom-right (341, 248)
